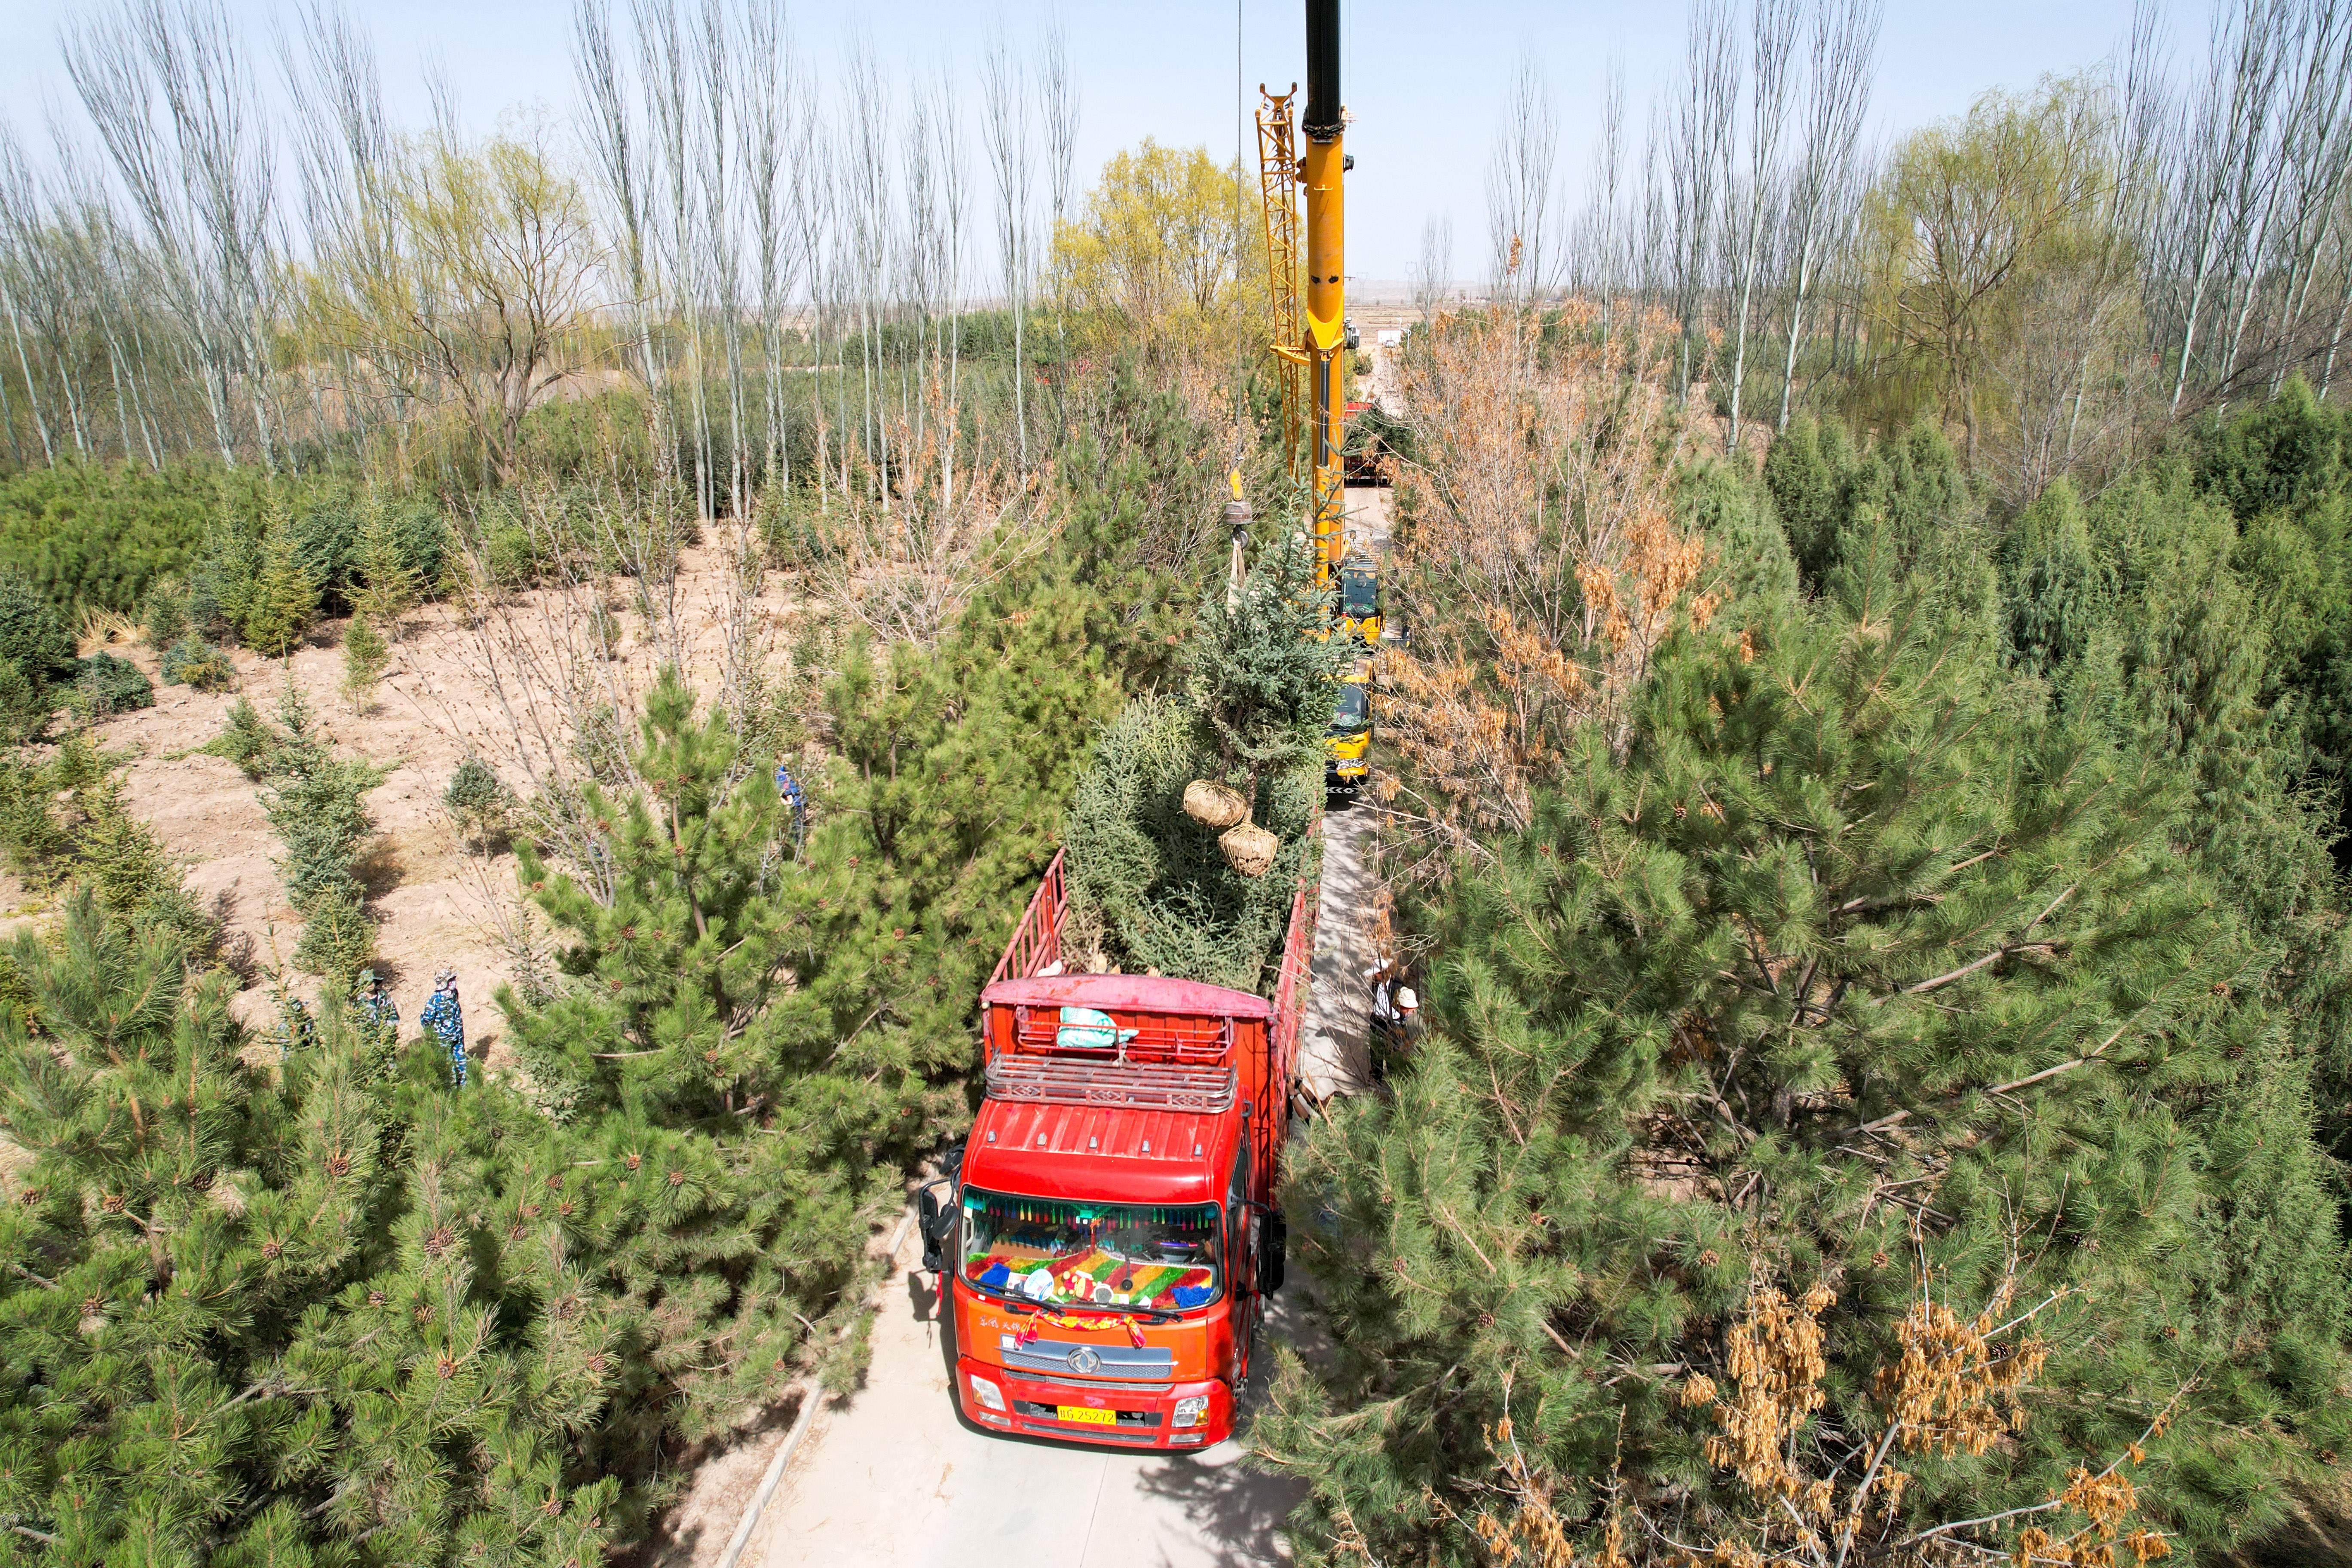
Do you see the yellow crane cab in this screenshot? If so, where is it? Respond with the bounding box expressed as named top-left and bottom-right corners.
top-left (1324, 668), bottom-right (1371, 804)
top-left (1335, 554), bottom-right (1381, 647)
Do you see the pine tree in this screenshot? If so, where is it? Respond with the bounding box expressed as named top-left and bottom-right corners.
top-left (0, 891), bottom-right (650, 1562)
top-left (340, 613), bottom-right (389, 711)
top-left (350, 497), bottom-right (423, 633)
top-left (821, 577), bottom-right (1126, 1032)
top-left (1257, 573), bottom-right (2351, 1565)
top-left (496, 667), bottom-right (923, 1439)
top-left (241, 503), bottom-right (320, 659)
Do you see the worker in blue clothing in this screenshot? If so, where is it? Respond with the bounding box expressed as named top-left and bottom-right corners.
top-left (421, 968), bottom-right (467, 1087)
top-left (773, 760), bottom-right (807, 849)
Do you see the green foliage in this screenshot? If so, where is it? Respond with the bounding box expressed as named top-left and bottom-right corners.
top-left (139, 576), bottom-right (188, 646)
top-left (351, 496), bottom-right (428, 626)
top-left (1184, 533), bottom-right (1349, 791)
top-left (240, 503), bottom-right (322, 658)
top-left (496, 668), bottom-right (914, 1433)
top-left (0, 460), bottom-right (225, 615)
top-left (341, 613), bottom-right (389, 710)
top-left (0, 892), bottom-right (628, 1562)
top-left (1261, 579), bottom-right (2350, 1564)
top-left (186, 508), bottom-right (262, 639)
top-left (2001, 476), bottom-right (2112, 680)
top-left (0, 662), bottom-right (41, 745)
top-left (1063, 694), bottom-right (1315, 992)
top-left (1676, 455), bottom-right (1801, 622)
top-left (210, 683), bottom-right (382, 987)
top-left (1050, 359), bottom-right (1245, 686)
top-left (1763, 418), bottom-right (1986, 619)
top-left (2196, 375), bottom-right (2349, 522)
top-left (0, 732), bottom-right (209, 950)
top-left (158, 634), bottom-right (233, 692)
top-left (0, 570), bottom-right (77, 686)
top-left (67, 651), bottom-right (154, 719)
top-left (203, 696), bottom-right (279, 777)
top-left (443, 755), bottom-right (512, 851)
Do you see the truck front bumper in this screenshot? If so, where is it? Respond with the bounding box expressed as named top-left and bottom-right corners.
top-left (954, 1355), bottom-right (1232, 1450)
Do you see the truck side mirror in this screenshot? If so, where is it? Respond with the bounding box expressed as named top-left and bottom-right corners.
top-left (918, 1185), bottom-right (954, 1274)
top-left (1257, 1213), bottom-right (1287, 1296)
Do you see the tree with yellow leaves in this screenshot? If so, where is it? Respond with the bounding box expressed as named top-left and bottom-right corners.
top-left (1047, 138), bottom-right (1265, 361)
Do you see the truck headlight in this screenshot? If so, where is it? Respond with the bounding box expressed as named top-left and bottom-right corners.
top-left (967, 1372), bottom-right (1006, 1412)
top-left (1172, 1394), bottom-right (1209, 1428)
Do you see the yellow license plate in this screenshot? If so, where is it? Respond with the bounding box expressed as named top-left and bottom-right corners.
top-left (1057, 1405), bottom-right (1117, 1426)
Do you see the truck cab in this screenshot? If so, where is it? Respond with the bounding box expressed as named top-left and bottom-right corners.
top-left (927, 857), bottom-right (1309, 1451)
top-left (1335, 553), bottom-right (1381, 647)
top-left (1325, 671), bottom-right (1371, 802)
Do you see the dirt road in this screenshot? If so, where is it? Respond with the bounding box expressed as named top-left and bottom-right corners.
top-left (1295, 480), bottom-right (1394, 1102)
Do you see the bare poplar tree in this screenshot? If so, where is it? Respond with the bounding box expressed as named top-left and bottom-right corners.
top-left (1412, 214), bottom-right (1454, 327)
top-left (1040, 18), bottom-right (1079, 390)
top-left (1775, 0), bottom-right (1879, 433)
top-left (736, 0), bottom-right (798, 494)
top-left (1486, 54), bottom-right (1559, 306)
top-left (981, 28), bottom-right (1033, 466)
top-left (1723, 0), bottom-right (1799, 455)
top-left (1669, 0), bottom-right (1739, 398)
top-left (65, 0), bottom-right (279, 468)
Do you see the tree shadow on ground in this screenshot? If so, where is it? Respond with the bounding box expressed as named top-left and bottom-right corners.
top-left (1122, 1272), bottom-right (1329, 1566)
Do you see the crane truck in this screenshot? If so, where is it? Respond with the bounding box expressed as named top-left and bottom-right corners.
top-left (915, 0), bottom-right (1348, 1452)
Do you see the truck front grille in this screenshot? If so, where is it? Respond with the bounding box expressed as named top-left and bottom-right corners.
top-left (999, 1337), bottom-right (1175, 1381)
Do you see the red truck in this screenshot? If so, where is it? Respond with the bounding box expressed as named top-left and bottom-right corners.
top-left (919, 848), bottom-right (1314, 1449)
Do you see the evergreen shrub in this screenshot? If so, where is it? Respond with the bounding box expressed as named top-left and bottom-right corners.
top-left (443, 756), bottom-right (512, 851)
top-left (159, 634), bottom-right (234, 692)
top-left (140, 577), bottom-right (188, 645)
top-left (0, 570), bottom-right (77, 685)
top-left (68, 651), bottom-right (153, 717)
top-left (340, 614), bottom-right (388, 708)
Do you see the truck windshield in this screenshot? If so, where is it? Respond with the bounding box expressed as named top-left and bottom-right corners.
top-left (1328, 684), bottom-right (1369, 733)
top-left (959, 1188), bottom-right (1223, 1312)
top-left (1341, 567), bottom-right (1378, 618)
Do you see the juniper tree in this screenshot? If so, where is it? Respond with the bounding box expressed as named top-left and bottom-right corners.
top-left (1184, 532), bottom-right (1348, 805)
top-left (1257, 572), bottom-right (2351, 1566)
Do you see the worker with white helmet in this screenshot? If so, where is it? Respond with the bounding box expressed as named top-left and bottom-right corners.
top-left (1366, 962), bottom-right (1421, 1078)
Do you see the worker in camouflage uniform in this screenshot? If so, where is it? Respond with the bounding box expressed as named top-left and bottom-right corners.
top-left (276, 993), bottom-right (315, 1062)
top-left (420, 968), bottom-right (466, 1088)
top-left (353, 969), bottom-right (400, 1084)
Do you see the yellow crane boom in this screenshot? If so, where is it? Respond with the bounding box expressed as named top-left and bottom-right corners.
top-left (1256, 0), bottom-right (1347, 585)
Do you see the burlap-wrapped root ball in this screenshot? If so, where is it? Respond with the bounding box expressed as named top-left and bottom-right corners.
top-left (1219, 821), bottom-right (1280, 879)
top-left (1183, 779), bottom-right (1250, 830)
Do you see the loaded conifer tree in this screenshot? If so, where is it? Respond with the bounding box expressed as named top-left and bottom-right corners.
top-left (1256, 565), bottom-right (2352, 1565)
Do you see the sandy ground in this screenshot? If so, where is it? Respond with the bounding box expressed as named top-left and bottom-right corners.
top-left (64, 539), bottom-right (806, 1072)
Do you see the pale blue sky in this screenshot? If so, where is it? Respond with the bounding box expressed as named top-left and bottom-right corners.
top-left (0, 0), bottom-right (2206, 282)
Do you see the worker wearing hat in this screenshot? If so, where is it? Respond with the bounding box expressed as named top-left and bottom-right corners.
top-left (1366, 962), bottom-right (1421, 1078)
top-left (420, 968), bottom-right (467, 1088)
